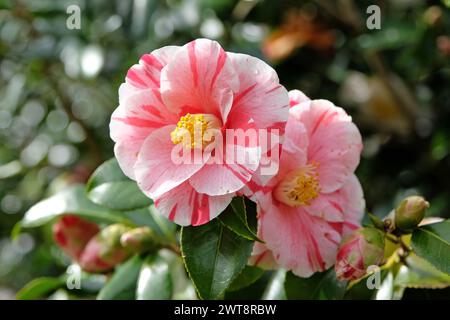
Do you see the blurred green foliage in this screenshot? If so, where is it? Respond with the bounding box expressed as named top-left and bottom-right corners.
top-left (0, 0), bottom-right (449, 298)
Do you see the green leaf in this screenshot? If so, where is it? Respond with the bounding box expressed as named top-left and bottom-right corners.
top-left (228, 265), bottom-right (265, 292)
top-left (411, 220), bottom-right (450, 274)
top-left (97, 255), bottom-right (144, 300)
top-left (89, 181), bottom-right (151, 211)
top-left (262, 269), bottom-right (287, 300)
top-left (86, 158), bottom-right (127, 192)
top-left (16, 277), bottom-right (64, 300)
top-left (136, 252), bottom-right (173, 300)
top-left (219, 197), bottom-right (260, 241)
top-left (21, 185), bottom-right (130, 228)
top-left (181, 219), bottom-right (253, 299)
top-left (285, 269), bottom-right (347, 300)
top-left (394, 254), bottom-right (450, 289)
top-left (87, 158), bottom-right (151, 211)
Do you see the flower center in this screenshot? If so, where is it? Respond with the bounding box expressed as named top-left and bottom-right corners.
top-left (170, 113), bottom-right (221, 149)
top-left (273, 163), bottom-right (320, 207)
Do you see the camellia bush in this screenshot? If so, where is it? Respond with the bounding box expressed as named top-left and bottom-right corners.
top-left (14, 38), bottom-right (450, 300)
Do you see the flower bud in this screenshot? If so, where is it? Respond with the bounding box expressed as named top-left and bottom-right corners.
top-left (52, 215), bottom-right (99, 260)
top-left (335, 228), bottom-right (385, 281)
top-left (120, 227), bottom-right (160, 253)
top-left (395, 196), bottom-right (429, 233)
top-left (79, 224), bottom-right (132, 273)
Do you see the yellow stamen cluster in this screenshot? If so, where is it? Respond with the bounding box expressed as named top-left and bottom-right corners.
top-left (170, 113), bottom-right (220, 149)
top-left (274, 163), bottom-right (320, 207)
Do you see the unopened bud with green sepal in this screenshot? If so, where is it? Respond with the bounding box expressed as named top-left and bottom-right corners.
top-left (395, 196), bottom-right (429, 233)
top-left (79, 224), bottom-right (132, 273)
top-left (335, 227), bottom-right (385, 281)
top-left (120, 226), bottom-right (161, 253)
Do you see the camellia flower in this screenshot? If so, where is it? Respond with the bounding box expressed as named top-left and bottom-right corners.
top-left (52, 215), bottom-right (99, 260)
top-left (110, 38), bottom-right (289, 226)
top-left (247, 90), bottom-right (364, 277)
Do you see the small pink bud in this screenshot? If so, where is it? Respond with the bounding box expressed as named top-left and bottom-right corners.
top-left (335, 228), bottom-right (385, 281)
top-left (52, 215), bottom-right (99, 260)
top-left (79, 224), bottom-right (132, 273)
top-left (395, 196), bottom-right (429, 233)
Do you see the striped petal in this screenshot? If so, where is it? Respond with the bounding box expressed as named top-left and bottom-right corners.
top-left (160, 39), bottom-right (239, 122)
top-left (188, 143), bottom-right (260, 196)
top-left (121, 46), bottom-right (180, 101)
top-left (110, 89), bottom-right (178, 179)
top-left (289, 89), bottom-right (310, 107)
top-left (258, 199), bottom-right (341, 278)
top-left (154, 181), bottom-right (233, 226)
top-left (304, 174), bottom-right (365, 231)
top-left (292, 100), bottom-right (363, 193)
top-left (226, 52), bottom-right (289, 132)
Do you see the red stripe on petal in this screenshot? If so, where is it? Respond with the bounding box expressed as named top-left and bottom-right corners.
top-left (112, 116), bottom-right (162, 128)
top-left (264, 84), bottom-right (282, 94)
top-left (233, 83), bottom-right (257, 106)
top-left (329, 222), bottom-right (343, 235)
top-left (344, 222), bottom-right (359, 231)
top-left (141, 54), bottom-right (163, 70)
top-left (329, 200), bottom-right (344, 213)
top-left (245, 179), bottom-right (272, 194)
top-left (324, 232), bottom-right (340, 245)
top-left (127, 69), bottom-right (147, 88)
top-left (310, 235), bottom-right (326, 271)
top-left (188, 41), bottom-right (199, 87)
top-left (142, 68), bottom-right (160, 88)
top-left (254, 251), bottom-right (268, 267)
top-left (141, 104), bottom-right (158, 115)
top-left (223, 163), bottom-right (249, 185)
top-left (311, 109), bottom-right (330, 136)
top-left (210, 49), bottom-right (227, 90)
top-left (267, 121), bottom-right (288, 132)
top-left (191, 193), bottom-right (210, 226)
top-left (152, 89), bottom-right (164, 105)
top-left (168, 204), bottom-right (177, 221)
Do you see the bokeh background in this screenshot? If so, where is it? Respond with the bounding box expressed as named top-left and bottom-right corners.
top-left (0, 0), bottom-right (449, 299)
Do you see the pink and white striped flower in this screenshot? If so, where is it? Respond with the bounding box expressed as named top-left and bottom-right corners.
top-left (248, 90), bottom-right (365, 277)
top-left (110, 39), bottom-right (289, 226)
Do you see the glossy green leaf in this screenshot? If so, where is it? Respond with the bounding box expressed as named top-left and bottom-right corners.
top-left (228, 265), bottom-right (265, 292)
top-left (219, 197), bottom-right (260, 241)
top-left (394, 254), bottom-right (450, 289)
top-left (262, 269), bottom-right (286, 300)
top-left (86, 158), bottom-right (151, 211)
top-left (285, 269), bottom-right (347, 300)
top-left (136, 252), bottom-right (172, 300)
top-left (411, 220), bottom-right (450, 274)
top-left (21, 185), bottom-right (130, 228)
top-left (97, 255), bottom-right (144, 300)
top-left (89, 181), bottom-right (151, 211)
top-left (181, 219), bottom-right (253, 299)
top-left (86, 158), bottom-right (127, 192)
top-left (16, 277), bottom-right (64, 300)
